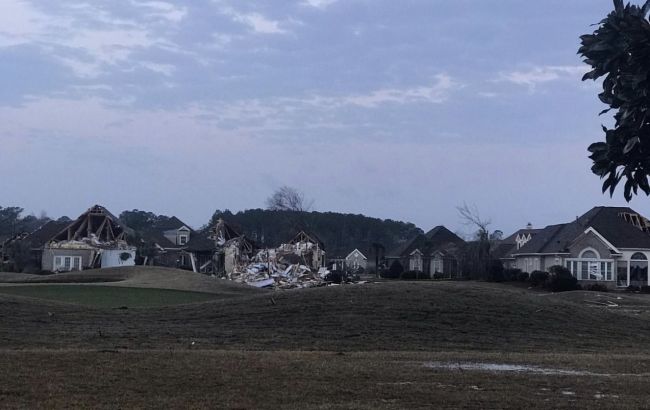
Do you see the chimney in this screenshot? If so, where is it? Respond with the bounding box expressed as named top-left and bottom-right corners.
top-left (526, 222), bottom-right (533, 230)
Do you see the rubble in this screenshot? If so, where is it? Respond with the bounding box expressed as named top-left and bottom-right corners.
top-left (226, 249), bottom-right (330, 290)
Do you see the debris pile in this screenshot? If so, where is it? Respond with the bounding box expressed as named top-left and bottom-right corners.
top-left (227, 249), bottom-right (329, 289)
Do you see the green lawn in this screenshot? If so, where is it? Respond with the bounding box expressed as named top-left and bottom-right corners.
top-left (0, 285), bottom-right (220, 308)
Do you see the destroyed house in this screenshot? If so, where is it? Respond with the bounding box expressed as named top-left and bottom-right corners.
top-left (139, 216), bottom-right (214, 272)
top-left (41, 205), bottom-right (137, 272)
top-left (279, 230), bottom-right (326, 271)
top-left (386, 226), bottom-right (465, 278)
top-left (209, 218), bottom-right (257, 275)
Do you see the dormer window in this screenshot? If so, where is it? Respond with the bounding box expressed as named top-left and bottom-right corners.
top-left (178, 234), bottom-right (188, 245)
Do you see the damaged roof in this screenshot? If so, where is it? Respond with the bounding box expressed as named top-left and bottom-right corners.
top-left (51, 205), bottom-right (133, 243)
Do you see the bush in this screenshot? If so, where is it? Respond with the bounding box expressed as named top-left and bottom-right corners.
top-left (517, 271), bottom-right (529, 282)
top-left (324, 271), bottom-right (343, 284)
top-left (529, 270), bottom-right (549, 287)
top-left (432, 272), bottom-right (444, 280)
top-left (382, 261), bottom-right (404, 279)
top-left (487, 260), bottom-right (505, 282)
top-left (546, 265), bottom-right (579, 292)
top-left (627, 285), bottom-right (641, 292)
top-left (401, 271), bottom-right (417, 280)
top-left (416, 271), bottom-right (430, 280)
top-left (641, 286), bottom-right (650, 294)
top-left (503, 268), bottom-right (523, 282)
top-left (585, 283), bottom-right (609, 292)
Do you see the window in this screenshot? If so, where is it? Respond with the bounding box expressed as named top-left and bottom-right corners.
top-left (54, 255), bottom-right (83, 272)
top-left (581, 250), bottom-right (598, 259)
top-left (566, 257), bottom-right (613, 281)
top-left (630, 253), bottom-right (648, 287)
top-left (178, 235), bottom-right (188, 245)
top-left (617, 261), bottom-right (629, 287)
top-left (409, 252), bottom-right (423, 272)
top-left (432, 258), bottom-right (443, 274)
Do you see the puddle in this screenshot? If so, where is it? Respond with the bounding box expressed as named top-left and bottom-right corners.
top-left (423, 362), bottom-right (602, 376)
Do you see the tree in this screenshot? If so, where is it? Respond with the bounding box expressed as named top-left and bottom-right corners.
top-left (456, 203), bottom-right (492, 280)
top-left (579, 0), bottom-right (650, 200)
top-left (266, 186), bottom-right (313, 212)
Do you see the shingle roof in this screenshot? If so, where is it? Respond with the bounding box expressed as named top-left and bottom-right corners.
top-left (388, 225), bottom-right (465, 257)
top-left (185, 232), bottom-right (216, 252)
top-left (26, 220), bottom-right (76, 248)
top-left (513, 207), bottom-right (650, 255)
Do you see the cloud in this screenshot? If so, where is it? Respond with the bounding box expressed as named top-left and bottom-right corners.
top-left (220, 7), bottom-right (287, 34)
top-left (301, 0), bottom-right (340, 9)
top-left (130, 1), bottom-right (187, 23)
top-left (499, 65), bottom-right (588, 90)
top-left (270, 74), bottom-right (459, 110)
top-left (0, 1), bottom-right (182, 79)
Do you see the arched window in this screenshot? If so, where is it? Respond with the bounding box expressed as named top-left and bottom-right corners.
top-left (580, 250), bottom-right (599, 259)
top-left (631, 253), bottom-right (648, 286)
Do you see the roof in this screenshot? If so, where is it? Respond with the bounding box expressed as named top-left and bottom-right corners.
top-left (140, 216), bottom-right (191, 248)
top-left (387, 225), bottom-right (465, 257)
top-left (51, 205), bottom-right (133, 243)
top-left (493, 228), bottom-right (543, 259)
top-left (185, 232), bottom-right (216, 252)
top-left (345, 248), bottom-right (367, 260)
top-left (288, 230), bottom-right (325, 249)
top-left (25, 220), bottom-right (71, 248)
top-left (514, 207), bottom-right (650, 255)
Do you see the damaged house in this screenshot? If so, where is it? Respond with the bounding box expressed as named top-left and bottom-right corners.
top-left (41, 205), bottom-right (137, 272)
top-left (139, 216), bottom-right (214, 273)
top-left (386, 226), bottom-right (465, 278)
top-left (278, 230), bottom-right (326, 271)
top-left (208, 218), bottom-right (257, 275)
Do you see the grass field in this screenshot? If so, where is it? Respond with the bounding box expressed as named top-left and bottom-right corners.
top-left (0, 285), bottom-right (221, 308)
top-left (2, 267), bottom-right (650, 408)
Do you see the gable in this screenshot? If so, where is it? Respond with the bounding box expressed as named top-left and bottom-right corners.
top-left (568, 229), bottom-right (618, 258)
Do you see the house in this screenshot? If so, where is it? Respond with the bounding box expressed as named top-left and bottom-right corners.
top-left (208, 218), bottom-right (257, 276)
top-left (279, 230), bottom-right (326, 271)
top-left (345, 248), bottom-right (368, 271)
top-left (510, 206), bottom-right (650, 288)
top-left (139, 216), bottom-right (214, 272)
top-left (41, 205), bottom-right (136, 272)
top-left (492, 223), bottom-right (542, 269)
top-left (386, 226), bottom-right (465, 278)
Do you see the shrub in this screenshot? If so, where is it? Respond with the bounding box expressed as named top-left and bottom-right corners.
top-left (517, 271), bottom-right (529, 282)
top-left (382, 261), bottom-right (404, 279)
top-left (503, 268), bottom-right (523, 282)
top-left (627, 285), bottom-right (641, 292)
top-left (432, 272), bottom-right (444, 280)
top-left (324, 271), bottom-right (343, 284)
top-left (641, 286), bottom-right (650, 294)
top-left (487, 260), bottom-right (505, 282)
top-left (529, 270), bottom-right (549, 287)
top-left (416, 271), bottom-right (430, 280)
top-left (546, 265), bottom-right (579, 292)
top-left (585, 283), bottom-right (609, 292)
top-left (401, 271), bottom-right (417, 280)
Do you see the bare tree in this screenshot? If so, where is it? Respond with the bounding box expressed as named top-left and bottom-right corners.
top-left (266, 186), bottom-right (314, 212)
top-left (456, 202), bottom-right (491, 240)
top-left (456, 202), bottom-right (493, 280)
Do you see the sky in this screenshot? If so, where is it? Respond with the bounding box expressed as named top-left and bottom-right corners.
top-left (0, 0), bottom-right (643, 236)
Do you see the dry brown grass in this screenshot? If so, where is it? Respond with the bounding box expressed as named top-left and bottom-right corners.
top-left (2, 277), bottom-right (650, 408)
top-left (2, 350), bottom-right (649, 409)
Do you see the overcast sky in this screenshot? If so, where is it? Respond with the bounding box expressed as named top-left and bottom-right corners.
top-left (0, 0), bottom-right (642, 235)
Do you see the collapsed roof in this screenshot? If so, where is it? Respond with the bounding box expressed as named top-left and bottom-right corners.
top-left (50, 205), bottom-right (132, 244)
